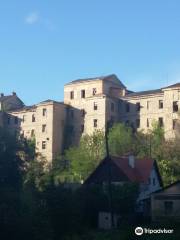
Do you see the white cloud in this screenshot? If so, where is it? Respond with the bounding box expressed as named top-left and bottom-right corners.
top-left (25, 12), bottom-right (40, 25)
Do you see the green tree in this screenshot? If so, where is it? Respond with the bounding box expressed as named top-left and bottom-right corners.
top-left (108, 123), bottom-right (133, 156)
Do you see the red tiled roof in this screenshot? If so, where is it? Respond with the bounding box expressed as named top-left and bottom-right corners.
top-left (111, 156), bottom-right (154, 183)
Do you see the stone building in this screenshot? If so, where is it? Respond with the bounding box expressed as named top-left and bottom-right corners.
top-left (1, 74), bottom-right (180, 161)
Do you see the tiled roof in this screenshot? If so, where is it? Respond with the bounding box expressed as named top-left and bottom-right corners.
top-left (0, 95), bottom-right (14, 102)
top-left (162, 82), bottom-right (180, 89)
top-left (111, 156), bottom-right (154, 183)
top-left (125, 89), bottom-right (162, 97)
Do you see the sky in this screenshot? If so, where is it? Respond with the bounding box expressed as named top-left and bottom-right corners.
top-left (0, 0), bottom-right (180, 105)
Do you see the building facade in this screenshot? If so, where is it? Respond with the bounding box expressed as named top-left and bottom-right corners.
top-left (1, 75), bottom-right (180, 161)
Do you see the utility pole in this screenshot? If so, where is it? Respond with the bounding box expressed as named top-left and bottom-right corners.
top-left (105, 121), bottom-right (114, 228)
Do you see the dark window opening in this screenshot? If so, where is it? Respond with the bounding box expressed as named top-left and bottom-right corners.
top-left (93, 119), bottom-right (98, 128)
top-left (173, 101), bottom-right (178, 112)
top-left (42, 141), bottom-right (46, 150)
top-left (94, 102), bottom-right (98, 110)
top-left (70, 91), bottom-right (74, 99)
top-left (173, 119), bottom-right (178, 130)
top-left (31, 129), bottom-right (35, 137)
top-left (136, 102), bottom-right (140, 112)
top-left (159, 117), bottom-right (164, 127)
top-left (81, 124), bottom-right (84, 133)
top-left (147, 118), bottom-right (149, 128)
top-left (43, 108), bottom-right (47, 116)
top-left (159, 100), bottom-right (163, 109)
top-left (32, 114), bottom-right (36, 122)
top-left (42, 124), bottom-right (46, 133)
top-left (81, 90), bottom-right (85, 98)
top-left (92, 88), bottom-right (97, 95)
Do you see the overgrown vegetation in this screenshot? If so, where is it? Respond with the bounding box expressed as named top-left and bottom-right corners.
top-left (0, 119), bottom-right (180, 239)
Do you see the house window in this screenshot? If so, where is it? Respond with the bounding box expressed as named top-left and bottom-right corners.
top-left (31, 129), bottom-right (35, 137)
top-left (22, 115), bottom-right (26, 123)
top-left (164, 201), bottom-right (173, 215)
top-left (93, 119), bottom-right (98, 128)
top-left (153, 178), bottom-right (156, 186)
top-left (111, 102), bottom-right (115, 112)
top-left (136, 102), bottom-right (140, 112)
top-left (43, 108), bottom-right (47, 116)
top-left (136, 119), bottom-right (140, 128)
top-left (173, 101), bottom-right (178, 112)
top-left (81, 109), bottom-right (85, 117)
top-left (32, 114), bottom-right (36, 122)
top-left (81, 90), bottom-right (85, 98)
top-left (159, 117), bottom-right (164, 127)
top-left (159, 100), bottom-right (163, 109)
top-left (42, 141), bottom-right (46, 150)
top-left (94, 102), bottom-right (98, 110)
top-left (14, 116), bottom-right (18, 124)
top-left (70, 91), bottom-right (74, 99)
top-left (147, 101), bottom-right (150, 110)
top-left (81, 124), bottom-right (84, 133)
top-left (173, 119), bottom-right (178, 130)
top-left (42, 124), bottom-right (47, 133)
top-left (126, 103), bottom-right (130, 112)
top-left (147, 118), bottom-right (149, 128)
top-left (92, 88), bottom-right (97, 95)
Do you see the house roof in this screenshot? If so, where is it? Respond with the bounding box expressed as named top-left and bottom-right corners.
top-left (151, 180), bottom-right (180, 194)
top-left (85, 155), bottom-right (163, 186)
top-left (65, 74), bottom-right (126, 89)
top-left (125, 89), bottom-right (162, 97)
top-left (162, 82), bottom-right (180, 89)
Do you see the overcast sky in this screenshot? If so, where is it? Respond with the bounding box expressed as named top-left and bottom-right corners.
top-left (0, 0), bottom-right (180, 105)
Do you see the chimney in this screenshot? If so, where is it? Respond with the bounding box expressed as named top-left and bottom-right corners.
top-left (12, 92), bottom-right (16, 96)
top-left (128, 155), bottom-right (135, 168)
top-left (0, 93), bottom-right (4, 97)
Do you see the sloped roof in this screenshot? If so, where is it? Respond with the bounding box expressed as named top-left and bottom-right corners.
top-left (65, 74), bottom-right (126, 88)
top-left (162, 82), bottom-right (180, 89)
top-left (125, 89), bottom-right (162, 97)
top-left (85, 155), bottom-right (163, 185)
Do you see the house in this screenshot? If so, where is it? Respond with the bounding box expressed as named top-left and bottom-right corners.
top-left (84, 155), bottom-right (163, 215)
top-left (151, 180), bottom-right (180, 222)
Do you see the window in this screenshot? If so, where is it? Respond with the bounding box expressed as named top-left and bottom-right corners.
top-left (136, 102), bottom-right (140, 112)
top-left (93, 119), bottom-right (98, 128)
top-left (92, 88), bottom-right (97, 95)
top-left (153, 178), bottom-right (156, 186)
top-left (70, 91), bottom-right (74, 99)
top-left (42, 124), bottom-right (47, 133)
top-left (32, 114), bottom-right (36, 122)
top-left (164, 201), bottom-right (173, 215)
top-left (147, 101), bottom-right (150, 110)
top-left (173, 101), bottom-right (178, 112)
top-left (111, 102), bottom-right (115, 112)
top-left (159, 117), bottom-right (164, 127)
top-left (159, 100), bottom-right (163, 109)
top-left (43, 108), bottom-right (47, 116)
top-left (81, 109), bottom-right (85, 117)
top-left (14, 116), bottom-right (18, 124)
top-left (126, 103), bottom-right (130, 112)
top-left (22, 115), bottom-right (26, 123)
top-left (173, 119), bottom-right (178, 130)
top-left (147, 118), bottom-right (149, 128)
top-left (42, 141), bottom-right (46, 150)
top-left (31, 129), bottom-right (35, 137)
top-left (136, 119), bottom-right (140, 128)
top-left (81, 90), bottom-right (85, 98)
top-left (81, 124), bottom-right (84, 133)
top-left (94, 102), bottom-right (98, 110)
